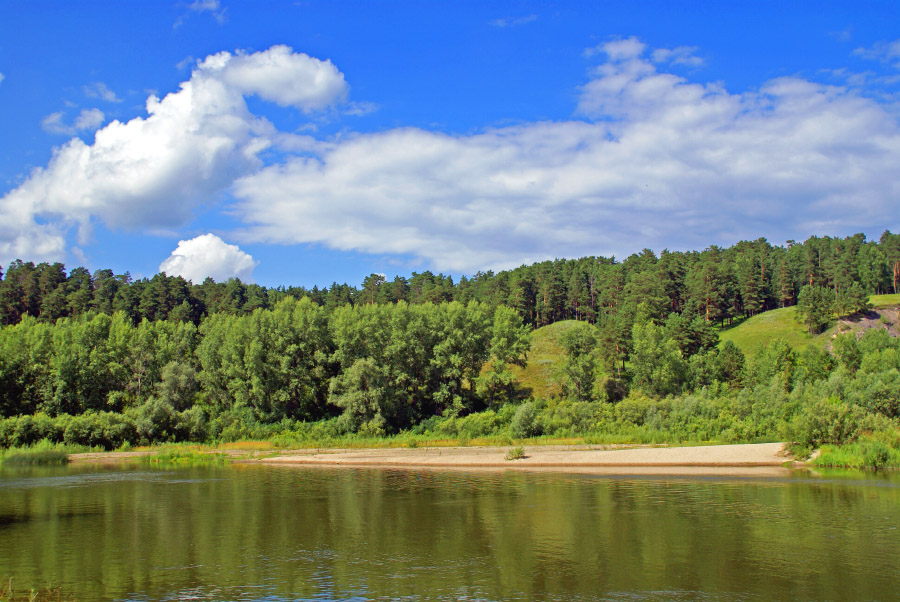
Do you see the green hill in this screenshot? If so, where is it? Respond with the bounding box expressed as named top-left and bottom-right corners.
top-left (511, 320), bottom-right (583, 399)
top-left (718, 306), bottom-right (820, 357)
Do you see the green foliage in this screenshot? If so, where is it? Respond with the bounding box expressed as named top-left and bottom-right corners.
top-left (476, 306), bottom-right (531, 406)
top-left (787, 396), bottom-right (861, 448)
top-left (745, 339), bottom-right (795, 389)
top-left (832, 333), bottom-right (862, 373)
top-left (797, 285), bottom-right (835, 334)
top-left (509, 401), bottom-right (541, 438)
top-left (560, 321), bottom-right (599, 402)
top-left (834, 282), bottom-right (871, 318)
top-left (793, 345), bottom-right (834, 385)
top-left (813, 432), bottom-right (900, 469)
top-left (198, 297), bottom-right (331, 422)
top-left (630, 317), bottom-right (689, 397)
top-left (3, 240), bottom-right (900, 465)
top-left (0, 449), bottom-right (68, 466)
top-left (141, 449), bottom-right (229, 466)
top-left (505, 446), bottom-right (525, 460)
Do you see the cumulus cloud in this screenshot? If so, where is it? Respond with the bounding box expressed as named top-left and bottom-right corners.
top-left (5, 36), bottom-right (900, 274)
top-left (41, 108), bottom-right (106, 135)
top-left (198, 45), bottom-right (347, 111)
top-left (160, 233), bottom-right (257, 282)
top-left (232, 36), bottom-right (900, 271)
top-left (0, 45), bottom-right (347, 265)
top-left (0, 73), bottom-right (4, 84)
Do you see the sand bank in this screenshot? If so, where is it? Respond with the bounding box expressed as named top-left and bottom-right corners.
top-left (255, 442), bottom-right (796, 476)
top-left (69, 442), bottom-right (798, 476)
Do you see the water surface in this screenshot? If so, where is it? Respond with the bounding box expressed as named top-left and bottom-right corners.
top-left (1, 463), bottom-right (898, 601)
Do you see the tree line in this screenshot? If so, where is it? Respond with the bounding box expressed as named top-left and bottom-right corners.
top-left (0, 299), bottom-right (530, 445)
top-left (3, 231), bottom-right (899, 329)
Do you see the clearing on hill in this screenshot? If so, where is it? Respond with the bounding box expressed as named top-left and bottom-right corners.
top-left (721, 294), bottom-right (900, 357)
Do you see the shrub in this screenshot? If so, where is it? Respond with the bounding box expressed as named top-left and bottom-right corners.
top-left (62, 412), bottom-right (137, 449)
top-left (509, 401), bottom-right (541, 438)
top-left (861, 439), bottom-right (891, 470)
top-left (790, 396), bottom-right (861, 448)
top-left (505, 446), bottom-right (525, 461)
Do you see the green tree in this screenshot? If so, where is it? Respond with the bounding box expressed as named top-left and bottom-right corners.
top-left (834, 282), bottom-right (871, 319)
top-left (629, 317), bottom-right (688, 397)
top-left (797, 285), bottom-right (835, 334)
top-left (560, 322), bottom-right (599, 402)
top-left (476, 306), bottom-right (531, 406)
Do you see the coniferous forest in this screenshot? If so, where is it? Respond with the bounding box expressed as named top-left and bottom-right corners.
top-left (2, 231), bottom-right (900, 466)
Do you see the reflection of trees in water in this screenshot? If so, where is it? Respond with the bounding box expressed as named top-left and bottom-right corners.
top-left (1, 466), bottom-right (899, 601)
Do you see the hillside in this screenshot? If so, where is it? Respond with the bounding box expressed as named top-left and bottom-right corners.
top-left (519, 296), bottom-right (900, 380)
top-left (713, 294), bottom-right (900, 358)
top-left (510, 320), bottom-right (583, 399)
top-left (718, 306), bottom-right (820, 357)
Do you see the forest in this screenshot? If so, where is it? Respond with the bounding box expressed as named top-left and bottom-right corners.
top-left (1, 231), bottom-right (899, 467)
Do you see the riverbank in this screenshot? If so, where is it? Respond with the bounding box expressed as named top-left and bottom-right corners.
top-left (70, 442), bottom-right (796, 476)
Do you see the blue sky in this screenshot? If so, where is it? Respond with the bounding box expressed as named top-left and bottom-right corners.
top-left (1, 1), bottom-right (899, 288)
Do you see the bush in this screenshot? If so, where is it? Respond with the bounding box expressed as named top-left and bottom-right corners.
top-left (509, 401), bottom-right (541, 438)
top-left (790, 396), bottom-right (861, 448)
top-left (505, 446), bottom-right (525, 461)
top-left (62, 412), bottom-right (138, 449)
top-left (861, 438), bottom-right (891, 470)
top-left (535, 399), bottom-right (603, 436)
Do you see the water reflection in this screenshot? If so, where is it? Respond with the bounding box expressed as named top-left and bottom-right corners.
top-left (1, 464), bottom-right (899, 601)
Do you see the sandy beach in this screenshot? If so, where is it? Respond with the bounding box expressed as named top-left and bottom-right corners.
top-left (69, 442), bottom-right (798, 476)
top-left (254, 442), bottom-right (796, 476)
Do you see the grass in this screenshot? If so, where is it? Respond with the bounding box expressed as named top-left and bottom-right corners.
top-left (510, 320), bottom-right (583, 399)
top-left (718, 306), bottom-right (820, 357)
top-left (812, 433), bottom-right (900, 470)
top-left (0, 440), bottom-right (85, 466)
top-left (140, 448), bottom-right (230, 466)
top-left (869, 294), bottom-right (900, 309)
top-left (505, 446), bottom-right (526, 460)
top-left (717, 295), bottom-right (900, 359)
top-left (0, 450), bottom-right (68, 466)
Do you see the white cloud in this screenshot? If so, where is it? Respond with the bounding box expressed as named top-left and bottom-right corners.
top-left (231, 38), bottom-right (900, 272)
top-left (0, 73), bottom-right (4, 85)
top-left (853, 39), bottom-right (900, 68)
top-left (41, 108), bottom-right (106, 135)
top-left (652, 46), bottom-right (704, 67)
top-left (198, 45), bottom-right (347, 111)
top-left (585, 36), bottom-right (646, 60)
top-left (83, 82), bottom-right (122, 103)
top-left (175, 0), bottom-right (227, 27)
top-left (0, 45), bottom-right (347, 265)
top-left (160, 233), bottom-right (257, 283)
top-left (40, 112), bottom-right (69, 134)
top-left (73, 108), bottom-right (106, 130)
top-left (491, 15), bottom-right (537, 28)
top-left (5, 37), bottom-right (900, 275)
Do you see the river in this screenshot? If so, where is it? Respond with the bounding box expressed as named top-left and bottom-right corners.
top-left (1, 463), bottom-right (899, 601)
